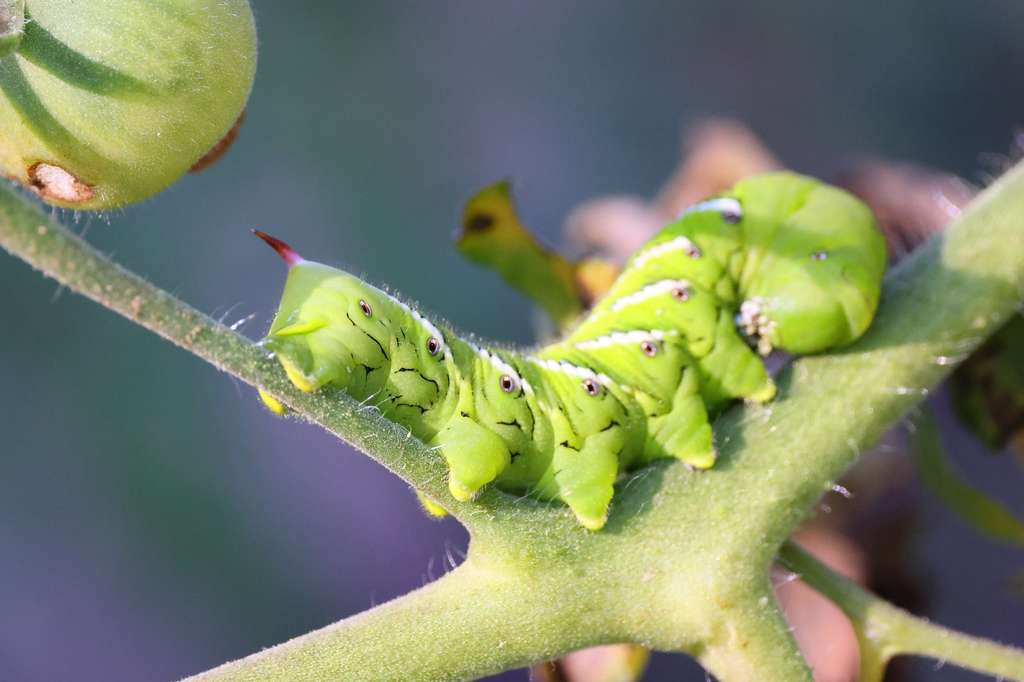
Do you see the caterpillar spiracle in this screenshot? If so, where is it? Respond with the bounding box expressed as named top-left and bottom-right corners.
top-left (256, 172), bottom-right (886, 530)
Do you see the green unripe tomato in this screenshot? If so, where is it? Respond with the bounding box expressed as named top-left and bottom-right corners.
top-left (0, 0), bottom-right (256, 209)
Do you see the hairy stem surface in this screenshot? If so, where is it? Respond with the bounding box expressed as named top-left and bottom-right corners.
top-left (779, 542), bottom-right (1024, 681)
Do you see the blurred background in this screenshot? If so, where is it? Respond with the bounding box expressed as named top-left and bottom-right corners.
top-left (1, 1), bottom-right (1022, 680)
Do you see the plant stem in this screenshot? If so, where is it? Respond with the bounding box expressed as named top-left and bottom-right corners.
top-left (778, 542), bottom-right (1024, 681)
top-left (0, 0), bottom-right (24, 57)
top-left (697, 582), bottom-right (813, 682)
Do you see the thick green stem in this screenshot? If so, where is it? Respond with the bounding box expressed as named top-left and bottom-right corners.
top-left (0, 0), bottom-right (24, 57)
top-left (697, 583), bottom-right (813, 682)
top-left (779, 542), bottom-right (1024, 681)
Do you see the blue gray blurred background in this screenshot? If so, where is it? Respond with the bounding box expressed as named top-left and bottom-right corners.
top-left (1, 2), bottom-right (1022, 680)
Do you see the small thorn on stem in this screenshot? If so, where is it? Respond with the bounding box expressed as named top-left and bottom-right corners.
top-left (253, 230), bottom-right (304, 266)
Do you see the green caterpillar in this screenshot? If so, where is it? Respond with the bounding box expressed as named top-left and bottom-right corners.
top-left (256, 172), bottom-right (886, 530)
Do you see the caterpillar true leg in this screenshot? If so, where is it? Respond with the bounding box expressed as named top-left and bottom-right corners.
top-left (415, 490), bottom-right (450, 518)
top-left (257, 387), bottom-right (288, 415)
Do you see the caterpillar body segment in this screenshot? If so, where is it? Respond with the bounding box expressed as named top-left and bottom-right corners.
top-left (257, 172), bottom-right (885, 529)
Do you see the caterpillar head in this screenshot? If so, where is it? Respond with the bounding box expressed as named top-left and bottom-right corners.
top-left (733, 174), bottom-right (887, 355)
top-left (256, 232), bottom-right (397, 398)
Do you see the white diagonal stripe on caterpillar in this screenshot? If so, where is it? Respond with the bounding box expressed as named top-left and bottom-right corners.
top-left (526, 357), bottom-right (614, 387)
top-left (470, 343), bottom-right (534, 394)
top-left (631, 236), bottom-right (701, 267)
top-left (680, 196), bottom-right (742, 221)
top-left (390, 297), bottom-right (450, 359)
top-left (573, 329), bottom-right (678, 350)
top-left (610, 279), bottom-right (691, 312)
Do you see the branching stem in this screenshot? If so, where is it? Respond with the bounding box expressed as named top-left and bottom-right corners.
top-left (779, 542), bottom-right (1024, 681)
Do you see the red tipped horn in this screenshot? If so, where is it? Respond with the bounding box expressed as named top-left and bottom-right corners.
top-left (253, 230), bottom-right (304, 267)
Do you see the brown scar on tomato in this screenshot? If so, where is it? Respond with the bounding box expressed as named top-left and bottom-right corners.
top-left (28, 163), bottom-right (95, 204)
top-left (190, 111), bottom-right (246, 173)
